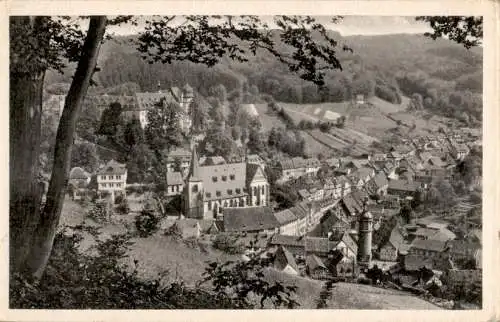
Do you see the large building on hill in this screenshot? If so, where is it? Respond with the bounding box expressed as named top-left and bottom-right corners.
top-left (183, 147), bottom-right (270, 220)
top-left (124, 84), bottom-right (194, 132)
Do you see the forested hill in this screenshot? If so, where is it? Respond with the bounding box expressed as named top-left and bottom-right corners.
top-left (45, 31), bottom-right (483, 122)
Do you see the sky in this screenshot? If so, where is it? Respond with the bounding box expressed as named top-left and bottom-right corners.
top-left (104, 15), bottom-right (432, 36)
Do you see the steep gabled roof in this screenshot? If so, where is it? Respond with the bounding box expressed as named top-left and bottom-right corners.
top-left (274, 246), bottom-right (299, 272)
top-left (270, 234), bottom-right (305, 248)
top-left (223, 207), bottom-right (278, 232)
top-left (410, 239), bottom-right (447, 253)
top-left (274, 209), bottom-right (298, 226)
top-left (166, 171), bottom-right (184, 186)
top-left (306, 254), bottom-right (327, 271)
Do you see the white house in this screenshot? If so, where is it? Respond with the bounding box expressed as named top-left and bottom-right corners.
top-left (97, 160), bottom-right (127, 203)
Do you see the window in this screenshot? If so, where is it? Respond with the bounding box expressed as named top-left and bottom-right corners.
top-left (212, 176), bottom-right (218, 182)
top-left (261, 186), bottom-right (265, 195)
top-left (192, 184), bottom-right (198, 193)
top-left (227, 189), bottom-right (233, 195)
top-left (171, 186), bottom-right (175, 192)
top-left (219, 206), bottom-right (223, 214)
top-left (110, 183), bottom-right (114, 188)
top-left (101, 175), bottom-right (106, 180)
top-left (109, 175), bottom-right (114, 180)
top-left (176, 185), bottom-right (180, 192)
top-left (117, 183), bottom-right (122, 187)
top-left (230, 200), bottom-right (234, 207)
top-left (216, 191), bottom-right (221, 197)
top-left (208, 201), bottom-right (212, 210)
top-left (206, 192), bottom-right (212, 198)
top-left (253, 186), bottom-right (257, 195)
top-left (235, 188), bottom-right (241, 194)
top-left (117, 175), bottom-right (121, 180)
top-left (222, 176), bottom-right (227, 181)
top-left (230, 174), bottom-right (235, 180)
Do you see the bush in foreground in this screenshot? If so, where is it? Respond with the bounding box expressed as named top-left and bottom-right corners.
top-left (10, 228), bottom-right (299, 309)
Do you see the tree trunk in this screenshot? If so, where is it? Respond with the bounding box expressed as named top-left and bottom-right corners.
top-left (26, 16), bottom-right (108, 278)
top-left (9, 16), bottom-right (47, 275)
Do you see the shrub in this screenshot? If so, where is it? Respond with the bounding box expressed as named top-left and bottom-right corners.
top-left (116, 198), bottom-right (130, 215)
top-left (87, 200), bottom-right (110, 223)
top-left (213, 233), bottom-right (245, 254)
top-left (10, 229), bottom-right (299, 309)
top-left (135, 210), bottom-right (160, 237)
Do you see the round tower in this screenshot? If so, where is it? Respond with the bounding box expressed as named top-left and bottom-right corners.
top-left (357, 202), bottom-right (373, 268)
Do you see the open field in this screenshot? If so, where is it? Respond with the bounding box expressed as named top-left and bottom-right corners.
top-left (265, 268), bottom-right (441, 309)
top-left (301, 131), bottom-right (337, 157)
top-left (253, 103), bottom-right (288, 131)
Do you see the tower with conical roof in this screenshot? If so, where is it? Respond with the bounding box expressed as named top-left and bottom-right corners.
top-left (357, 199), bottom-right (373, 268)
top-left (183, 145), bottom-right (204, 218)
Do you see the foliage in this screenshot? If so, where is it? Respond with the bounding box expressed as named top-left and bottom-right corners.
top-left (246, 127), bottom-right (266, 154)
top-left (145, 98), bottom-right (185, 153)
top-left (10, 229), bottom-right (299, 309)
top-left (87, 200), bottom-right (110, 223)
top-left (98, 102), bottom-right (124, 137)
top-left (135, 209), bottom-right (160, 237)
top-left (268, 127), bottom-right (305, 157)
top-left (199, 255), bottom-right (300, 309)
top-left (399, 204), bottom-right (415, 224)
top-left (270, 183), bottom-right (299, 211)
top-left (123, 117), bottom-right (144, 151)
top-left (264, 166), bottom-right (282, 186)
top-left (137, 16), bottom-right (348, 87)
top-left (416, 16), bottom-right (483, 49)
top-left (70, 142), bottom-right (99, 173)
top-left (126, 143), bottom-right (154, 183)
top-left (116, 198), bottom-right (130, 215)
top-left (213, 234), bottom-right (245, 255)
top-left (200, 127), bottom-right (237, 160)
top-left (190, 94), bottom-right (210, 133)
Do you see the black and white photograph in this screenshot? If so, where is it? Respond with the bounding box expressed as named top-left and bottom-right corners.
top-left (6, 8), bottom-right (495, 317)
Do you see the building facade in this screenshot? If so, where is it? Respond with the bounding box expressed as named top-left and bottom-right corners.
top-left (96, 160), bottom-right (127, 203)
top-left (183, 148), bottom-right (270, 220)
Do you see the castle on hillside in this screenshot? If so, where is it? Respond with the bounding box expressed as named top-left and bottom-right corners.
top-left (121, 83), bottom-right (194, 133)
top-left (183, 147), bottom-right (270, 220)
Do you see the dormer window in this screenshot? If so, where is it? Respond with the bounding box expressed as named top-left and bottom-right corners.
top-left (222, 176), bottom-right (227, 181)
top-left (216, 191), bottom-right (221, 197)
top-left (236, 188), bottom-right (241, 194)
top-left (206, 192), bottom-right (212, 198)
top-left (212, 176), bottom-right (218, 182)
top-left (230, 174), bottom-right (235, 180)
top-left (227, 189), bottom-right (233, 195)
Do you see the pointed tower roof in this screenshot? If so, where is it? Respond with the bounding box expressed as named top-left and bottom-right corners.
top-left (188, 146), bottom-right (202, 181)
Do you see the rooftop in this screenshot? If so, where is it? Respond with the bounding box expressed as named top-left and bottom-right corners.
top-left (223, 207), bottom-right (278, 232)
top-left (97, 160), bottom-right (127, 175)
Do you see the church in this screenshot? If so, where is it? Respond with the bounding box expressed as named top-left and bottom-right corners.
top-left (183, 148), bottom-right (270, 220)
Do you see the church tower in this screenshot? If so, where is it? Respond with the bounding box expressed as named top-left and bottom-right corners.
top-left (357, 200), bottom-right (373, 268)
top-left (184, 145), bottom-right (204, 219)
